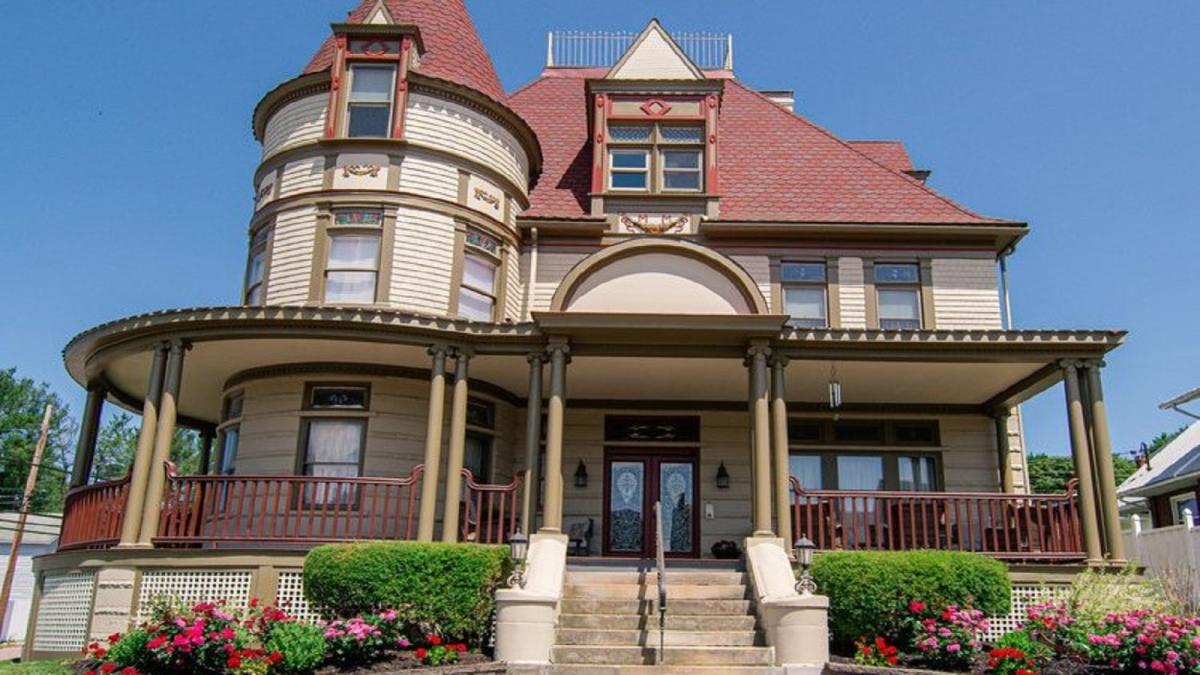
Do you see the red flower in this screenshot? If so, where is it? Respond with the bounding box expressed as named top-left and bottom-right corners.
top-left (120, 669), bottom-right (140, 675)
top-left (886, 654), bottom-right (899, 665)
top-left (147, 635), bottom-right (168, 650)
top-left (249, 597), bottom-right (259, 607)
top-left (107, 632), bottom-right (122, 644)
top-left (226, 655), bottom-right (241, 669)
top-left (909, 600), bottom-right (926, 614)
top-left (416, 647), bottom-right (427, 660)
top-left (269, 651), bottom-right (283, 664)
top-left (428, 635), bottom-right (443, 646)
top-left (454, 643), bottom-right (468, 653)
top-left (100, 664), bottom-right (116, 674)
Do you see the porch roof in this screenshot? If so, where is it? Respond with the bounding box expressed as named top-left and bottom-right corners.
top-left (63, 305), bottom-right (1125, 426)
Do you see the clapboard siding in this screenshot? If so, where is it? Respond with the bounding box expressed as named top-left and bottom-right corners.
top-left (530, 249), bottom-right (592, 312)
top-left (728, 254), bottom-right (772, 312)
top-left (277, 157), bottom-right (324, 198)
top-left (397, 151), bottom-right (459, 202)
top-left (405, 93), bottom-right (528, 193)
top-left (932, 258), bottom-right (1003, 329)
top-left (390, 206), bottom-right (455, 315)
top-left (261, 95), bottom-right (327, 161)
top-left (838, 257), bottom-right (867, 328)
top-left (503, 244), bottom-right (523, 322)
top-left (265, 206), bottom-right (317, 305)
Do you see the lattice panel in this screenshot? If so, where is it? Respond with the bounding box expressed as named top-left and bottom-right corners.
top-left (984, 583), bottom-right (1069, 641)
top-left (137, 570), bottom-right (252, 619)
top-left (274, 571), bottom-right (321, 623)
top-left (32, 572), bottom-right (94, 653)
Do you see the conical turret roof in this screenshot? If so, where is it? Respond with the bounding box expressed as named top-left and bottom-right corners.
top-left (304, 0), bottom-right (507, 103)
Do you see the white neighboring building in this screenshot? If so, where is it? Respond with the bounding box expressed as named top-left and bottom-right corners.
top-left (0, 513), bottom-right (59, 643)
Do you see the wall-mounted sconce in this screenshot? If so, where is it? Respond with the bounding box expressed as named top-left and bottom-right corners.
top-left (715, 461), bottom-right (731, 489)
top-left (574, 460), bottom-right (588, 488)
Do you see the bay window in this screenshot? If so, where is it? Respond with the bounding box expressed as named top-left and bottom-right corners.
top-left (346, 64), bottom-right (395, 138)
top-left (458, 228), bottom-right (500, 321)
top-left (875, 263), bottom-right (922, 330)
top-left (781, 262), bottom-right (827, 328)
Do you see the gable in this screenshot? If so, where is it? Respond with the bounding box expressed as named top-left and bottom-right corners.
top-left (608, 21), bottom-right (703, 80)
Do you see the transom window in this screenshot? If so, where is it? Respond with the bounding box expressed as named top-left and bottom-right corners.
top-left (346, 64), bottom-right (395, 138)
top-left (607, 123), bottom-right (704, 193)
top-left (459, 228), bottom-right (500, 321)
top-left (781, 262), bottom-right (827, 328)
top-left (787, 419), bottom-right (940, 447)
top-left (875, 263), bottom-right (922, 330)
top-left (308, 385), bottom-right (369, 410)
top-left (325, 210), bottom-right (382, 304)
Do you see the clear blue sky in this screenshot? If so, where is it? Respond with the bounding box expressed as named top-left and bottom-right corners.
top-left (1, 1), bottom-right (1197, 459)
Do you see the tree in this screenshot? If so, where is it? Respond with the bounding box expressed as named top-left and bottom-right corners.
top-left (1028, 439), bottom-right (1151, 494)
top-left (0, 368), bottom-right (75, 513)
top-left (91, 412), bottom-right (203, 481)
top-left (1146, 426), bottom-right (1187, 457)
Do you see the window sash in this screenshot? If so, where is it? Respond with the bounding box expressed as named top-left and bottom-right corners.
top-left (878, 287), bottom-right (921, 329)
top-left (302, 419), bottom-right (366, 506)
top-left (325, 233), bottom-right (380, 303)
top-left (609, 149), bottom-right (649, 190)
top-left (783, 286), bottom-right (827, 328)
top-left (789, 451), bottom-right (941, 492)
top-left (219, 426), bottom-right (239, 475)
top-left (346, 65), bottom-right (395, 138)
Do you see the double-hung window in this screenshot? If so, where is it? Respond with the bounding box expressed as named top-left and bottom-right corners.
top-left (346, 64), bottom-right (395, 138)
top-left (607, 123), bottom-right (703, 193)
top-left (875, 263), bottom-right (922, 330)
top-left (325, 209), bottom-right (382, 304)
top-left (243, 227), bottom-right (270, 306)
top-left (217, 393), bottom-right (244, 476)
top-left (781, 262), bottom-right (827, 328)
top-left (301, 385), bottom-right (369, 507)
top-left (458, 228), bottom-right (500, 321)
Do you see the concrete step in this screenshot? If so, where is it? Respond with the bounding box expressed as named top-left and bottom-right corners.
top-left (551, 645), bottom-right (774, 667)
top-left (564, 570), bottom-right (747, 586)
top-left (563, 583), bottom-right (749, 600)
top-left (560, 597), bottom-right (754, 616)
top-left (556, 628), bottom-right (759, 647)
top-left (559, 612), bottom-right (758, 631)
top-left (537, 665), bottom-right (774, 675)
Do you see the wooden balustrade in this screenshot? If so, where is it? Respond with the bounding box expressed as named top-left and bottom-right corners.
top-left (459, 469), bottom-right (522, 545)
top-left (790, 477), bottom-right (1084, 561)
top-left (59, 476), bottom-right (131, 551)
top-left (154, 465), bottom-right (424, 546)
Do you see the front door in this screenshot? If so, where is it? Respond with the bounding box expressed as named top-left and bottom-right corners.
top-left (603, 449), bottom-right (700, 558)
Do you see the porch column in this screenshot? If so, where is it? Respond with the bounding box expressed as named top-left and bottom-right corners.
top-left (748, 343), bottom-right (773, 537)
top-left (1084, 360), bottom-right (1127, 563)
top-left (521, 353), bottom-right (544, 535)
top-left (118, 343), bottom-right (169, 547)
top-left (198, 427), bottom-right (215, 475)
top-left (540, 341), bottom-right (570, 533)
top-left (69, 383), bottom-right (106, 488)
top-left (139, 339), bottom-right (189, 545)
top-left (992, 411), bottom-right (1014, 493)
top-left (417, 345), bottom-right (451, 542)
top-left (440, 349), bottom-right (473, 542)
top-left (770, 356), bottom-right (793, 551)
top-left (1062, 360), bottom-right (1104, 564)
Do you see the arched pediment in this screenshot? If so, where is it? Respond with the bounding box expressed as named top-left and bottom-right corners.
top-left (550, 239), bottom-right (767, 315)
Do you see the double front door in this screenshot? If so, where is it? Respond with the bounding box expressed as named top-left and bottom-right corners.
top-left (603, 449), bottom-right (700, 558)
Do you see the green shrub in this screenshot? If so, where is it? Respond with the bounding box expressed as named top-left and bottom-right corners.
top-left (264, 621), bottom-right (327, 674)
top-left (104, 628), bottom-right (153, 672)
top-left (1067, 565), bottom-right (1179, 621)
top-left (994, 628), bottom-right (1053, 663)
top-left (303, 541), bottom-right (510, 643)
top-left (809, 550), bottom-right (1010, 649)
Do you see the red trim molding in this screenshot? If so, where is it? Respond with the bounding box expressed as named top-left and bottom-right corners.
top-left (392, 36), bottom-right (414, 139)
top-left (591, 93), bottom-right (608, 194)
top-left (705, 93), bottom-right (721, 193)
top-left (324, 35), bottom-right (348, 138)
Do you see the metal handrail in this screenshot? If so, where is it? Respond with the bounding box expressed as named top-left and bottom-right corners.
top-left (654, 501), bottom-right (667, 665)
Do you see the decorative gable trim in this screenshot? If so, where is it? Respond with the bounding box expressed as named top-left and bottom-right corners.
top-left (365, 0), bottom-right (394, 25)
top-left (606, 19), bottom-right (705, 81)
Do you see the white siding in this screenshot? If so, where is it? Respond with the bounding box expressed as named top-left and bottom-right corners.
top-left (397, 151), bottom-right (459, 202)
top-left (277, 157), bottom-right (324, 198)
top-left (504, 244), bottom-right (523, 322)
top-left (729, 254), bottom-right (771, 312)
top-left (265, 206), bottom-right (317, 305)
top-left (405, 93), bottom-right (528, 193)
top-left (390, 205), bottom-right (455, 315)
top-left (932, 258), bottom-right (1003, 329)
top-left (261, 95), bottom-right (327, 161)
top-left (838, 257), bottom-right (867, 328)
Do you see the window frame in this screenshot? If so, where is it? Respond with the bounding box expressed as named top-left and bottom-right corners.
top-left (322, 210), bottom-right (384, 305)
top-left (1170, 492), bottom-right (1199, 526)
top-left (243, 226), bottom-right (272, 306)
top-left (344, 63), bottom-right (397, 139)
top-left (780, 261), bottom-right (829, 329)
top-left (296, 382), bottom-right (372, 509)
top-left (788, 448), bottom-right (944, 492)
top-left (215, 391), bottom-right (245, 476)
top-left (457, 228), bottom-right (501, 322)
top-left (463, 398), bottom-right (496, 483)
top-left (874, 262), bottom-right (923, 330)
top-left (606, 122), bottom-right (705, 194)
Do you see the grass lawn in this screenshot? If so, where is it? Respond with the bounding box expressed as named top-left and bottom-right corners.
top-left (0, 661), bottom-right (72, 674)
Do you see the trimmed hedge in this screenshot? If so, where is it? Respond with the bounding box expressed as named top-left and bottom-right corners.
top-left (810, 550), bottom-right (1010, 648)
top-left (303, 541), bottom-right (511, 643)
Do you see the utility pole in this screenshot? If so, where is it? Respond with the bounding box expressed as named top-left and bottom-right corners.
top-left (0, 404), bottom-right (53, 639)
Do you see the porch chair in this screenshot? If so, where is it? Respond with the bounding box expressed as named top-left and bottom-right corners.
top-left (567, 519), bottom-right (594, 556)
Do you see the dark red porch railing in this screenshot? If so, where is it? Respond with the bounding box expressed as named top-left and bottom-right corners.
top-left (460, 469), bottom-right (522, 545)
top-left (59, 476), bottom-right (131, 551)
top-left (154, 464), bottom-right (424, 545)
top-left (790, 477), bottom-right (1084, 562)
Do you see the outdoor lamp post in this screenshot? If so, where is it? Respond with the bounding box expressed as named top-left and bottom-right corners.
top-left (793, 536), bottom-right (817, 595)
top-left (508, 532), bottom-right (528, 588)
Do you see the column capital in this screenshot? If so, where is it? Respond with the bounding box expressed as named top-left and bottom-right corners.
top-left (769, 354), bottom-right (790, 369)
top-left (526, 351), bottom-right (546, 365)
top-left (989, 408), bottom-right (1012, 421)
top-left (744, 344), bottom-right (771, 365)
top-left (427, 343), bottom-right (452, 358)
top-left (451, 346), bottom-right (475, 361)
top-left (545, 342), bottom-right (572, 363)
top-left (1058, 358), bottom-right (1083, 372)
top-left (1082, 358), bottom-right (1107, 371)
top-left (166, 338), bottom-right (193, 353)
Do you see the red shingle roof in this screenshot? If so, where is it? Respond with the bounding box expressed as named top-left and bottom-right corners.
top-left (846, 141), bottom-right (914, 173)
top-left (304, 0), bottom-right (507, 104)
top-left (510, 71), bottom-right (1013, 224)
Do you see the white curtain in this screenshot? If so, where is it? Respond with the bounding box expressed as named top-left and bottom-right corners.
top-left (305, 420), bottom-right (363, 504)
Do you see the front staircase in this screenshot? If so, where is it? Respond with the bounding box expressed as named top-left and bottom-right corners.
top-left (546, 563), bottom-right (774, 674)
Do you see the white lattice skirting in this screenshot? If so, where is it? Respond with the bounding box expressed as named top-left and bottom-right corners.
top-left (137, 570), bottom-right (252, 619)
top-left (984, 584), bottom-right (1069, 641)
top-left (274, 571), bottom-right (321, 623)
top-left (32, 572), bottom-right (94, 653)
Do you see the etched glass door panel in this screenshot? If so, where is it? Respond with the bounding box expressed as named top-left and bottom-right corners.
top-left (608, 461), bottom-right (645, 553)
top-left (658, 462), bottom-right (694, 554)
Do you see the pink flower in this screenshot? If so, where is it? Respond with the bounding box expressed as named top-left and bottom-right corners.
top-left (946, 643), bottom-right (961, 653)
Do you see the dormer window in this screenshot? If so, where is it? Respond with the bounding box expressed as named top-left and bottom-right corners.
top-left (607, 123), bottom-right (704, 193)
top-left (346, 64), bottom-right (396, 138)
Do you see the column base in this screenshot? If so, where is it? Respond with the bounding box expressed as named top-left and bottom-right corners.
top-left (115, 542), bottom-right (154, 550)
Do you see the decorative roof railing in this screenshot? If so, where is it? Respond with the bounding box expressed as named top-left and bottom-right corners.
top-left (546, 30), bottom-right (733, 70)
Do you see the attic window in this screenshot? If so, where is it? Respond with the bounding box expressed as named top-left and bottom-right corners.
top-left (346, 65), bottom-right (395, 138)
top-left (606, 122), bottom-right (704, 193)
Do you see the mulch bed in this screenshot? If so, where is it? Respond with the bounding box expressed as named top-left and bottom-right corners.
top-left (827, 654), bottom-right (1103, 674)
top-left (314, 653), bottom-right (501, 674)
